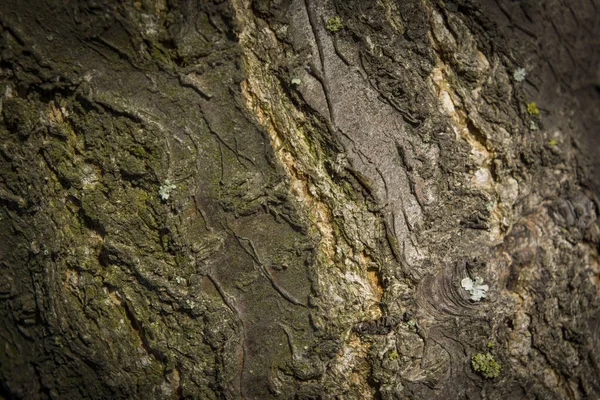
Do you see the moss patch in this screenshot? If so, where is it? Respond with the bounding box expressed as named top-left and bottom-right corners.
top-left (326, 16), bottom-right (343, 32)
top-left (527, 101), bottom-right (539, 115)
top-left (471, 352), bottom-right (501, 379)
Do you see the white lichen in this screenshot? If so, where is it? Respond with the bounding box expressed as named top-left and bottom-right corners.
top-left (291, 78), bottom-right (301, 86)
top-left (529, 121), bottom-right (538, 131)
top-left (461, 276), bottom-right (489, 301)
top-left (159, 179), bottom-right (176, 201)
top-left (513, 67), bottom-right (527, 82)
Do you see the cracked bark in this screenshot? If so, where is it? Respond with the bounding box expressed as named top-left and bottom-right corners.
top-left (0, 0), bottom-right (599, 399)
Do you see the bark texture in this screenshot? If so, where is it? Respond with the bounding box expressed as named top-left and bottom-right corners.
top-left (0, 0), bottom-right (599, 399)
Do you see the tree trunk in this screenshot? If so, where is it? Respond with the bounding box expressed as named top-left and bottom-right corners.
top-left (1, 0), bottom-right (599, 399)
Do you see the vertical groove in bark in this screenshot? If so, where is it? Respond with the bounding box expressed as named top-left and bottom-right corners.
top-left (233, 0), bottom-right (389, 394)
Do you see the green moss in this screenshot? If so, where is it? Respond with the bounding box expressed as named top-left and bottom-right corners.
top-left (527, 101), bottom-right (539, 115)
top-left (471, 352), bottom-right (501, 379)
top-left (326, 16), bottom-right (343, 32)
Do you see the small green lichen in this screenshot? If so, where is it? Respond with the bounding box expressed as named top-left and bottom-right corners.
top-left (548, 139), bottom-right (558, 146)
top-left (388, 350), bottom-right (399, 360)
top-left (487, 341), bottom-right (495, 349)
top-left (527, 101), bottom-right (539, 115)
top-left (291, 78), bottom-right (302, 86)
top-left (471, 352), bottom-right (501, 379)
top-left (326, 16), bottom-right (343, 32)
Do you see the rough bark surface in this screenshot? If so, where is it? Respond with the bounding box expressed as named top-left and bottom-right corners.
top-left (0, 0), bottom-right (599, 399)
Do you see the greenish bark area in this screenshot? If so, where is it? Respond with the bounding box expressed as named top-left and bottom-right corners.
top-left (0, 1), bottom-right (315, 398)
top-left (0, 0), bottom-right (599, 399)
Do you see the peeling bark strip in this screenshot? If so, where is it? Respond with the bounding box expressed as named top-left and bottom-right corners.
top-left (0, 0), bottom-right (599, 399)
top-left (234, 0), bottom-right (389, 394)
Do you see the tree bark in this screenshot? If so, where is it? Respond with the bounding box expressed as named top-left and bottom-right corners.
top-left (0, 0), bottom-right (599, 399)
